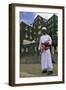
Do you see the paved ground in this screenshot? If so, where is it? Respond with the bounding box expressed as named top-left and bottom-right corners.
top-left (20, 53), bottom-right (58, 77)
top-left (20, 63), bottom-right (58, 77)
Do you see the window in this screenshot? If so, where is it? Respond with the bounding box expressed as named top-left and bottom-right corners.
top-left (25, 33), bottom-right (28, 38)
top-left (21, 48), bottom-right (24, 53)
top-left (30, 35), bottom-right (32, 39)
top-left (25, 26), bottom-right (28, 31)
top-left (34, 37), bottom-right (37, 41)
top-left (35, 47), bottom-right (37, 51)
top-left (34, 25), bottom-right (35, 29)
top-left (34, 32), bottom-right (36, 35)
top-left (38, 31), bottom-right (41, 35)
top-left (39, 21), bottom-right (40, 24)
top-left (30, 29), bottom-right (32, 32)
top-left (38, 25), bottom-right (41, 29)
top-left (26, 48), bottom-right (28, 52)
top-left (51, 23), bottom-right (54, 27)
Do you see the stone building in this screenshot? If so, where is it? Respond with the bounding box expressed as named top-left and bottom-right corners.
top-left (47, 14), bottom-right (58, 54)
top-left (20, 14), bottom-right (58, 56)
top-left (20, 22), bottom-right (37, 56)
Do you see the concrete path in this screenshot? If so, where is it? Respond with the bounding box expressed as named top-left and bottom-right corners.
top-left (20, 64), bottom-right (58, 77)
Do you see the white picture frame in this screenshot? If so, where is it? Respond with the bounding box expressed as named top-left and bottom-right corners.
top-left (9, 3), bottom-right (64, 86)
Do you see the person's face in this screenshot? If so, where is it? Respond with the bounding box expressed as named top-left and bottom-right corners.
top-left (42, 30), bottom-right (47, 35)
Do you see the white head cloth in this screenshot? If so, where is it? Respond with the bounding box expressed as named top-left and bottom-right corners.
top-left (42, 27), bottom-right (47, 30)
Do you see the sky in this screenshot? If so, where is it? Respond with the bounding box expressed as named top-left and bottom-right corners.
top-left (20, 12), bottom-right (35, 25)
top-left (20, 12), bottom-right (55, 25)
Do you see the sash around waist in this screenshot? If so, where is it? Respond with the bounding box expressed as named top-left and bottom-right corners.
top-left (41, 43), bottom-right (50, 50)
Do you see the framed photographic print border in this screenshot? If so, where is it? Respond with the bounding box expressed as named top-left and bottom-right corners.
top-left (9, 3), bottom-right (64, 86)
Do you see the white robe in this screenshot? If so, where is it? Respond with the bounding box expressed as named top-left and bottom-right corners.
top-left (38, 34), bottom-right (53, 71)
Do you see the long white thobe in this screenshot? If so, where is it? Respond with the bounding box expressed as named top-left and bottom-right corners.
top-left (38, 34), bottom-right (53, 71)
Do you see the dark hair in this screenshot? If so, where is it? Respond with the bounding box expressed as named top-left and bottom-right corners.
top-left (41, 29), bottom-right (47, 34)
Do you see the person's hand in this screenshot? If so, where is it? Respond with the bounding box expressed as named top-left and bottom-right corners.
top-left (38, 47), bottom-right (40, 51)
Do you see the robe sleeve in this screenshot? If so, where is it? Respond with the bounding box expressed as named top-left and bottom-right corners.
top-left (48, 36), bottom-right (52, 45)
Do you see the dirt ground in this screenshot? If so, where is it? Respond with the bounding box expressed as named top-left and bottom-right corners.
top-left (20, 63), bottom-right (58, 77)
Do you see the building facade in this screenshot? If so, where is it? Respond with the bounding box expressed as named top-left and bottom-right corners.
top-left (47, 14), bottom-right (58, 53)
top-left (20, 14), bottom-right (58, 56)
top-left (20, 22), bottom-right (37, 56)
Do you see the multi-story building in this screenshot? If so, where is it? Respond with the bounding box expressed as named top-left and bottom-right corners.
top-left (20, 21), bottom-right (35, 41)
top-left (47, 14), bottom-right (58, 53)
top-left (47, 14), bottom-right (58, 34)
top-left (33, 15), bottom-right (47, 38)
top-left (20, 14), bottom-right (58, 56)
top-left (20, 22), bottom-right (37, 56)
top-left (47, 14), bottom-right (58, 46)
top-left (32, 15), bottom-right (47, 54)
